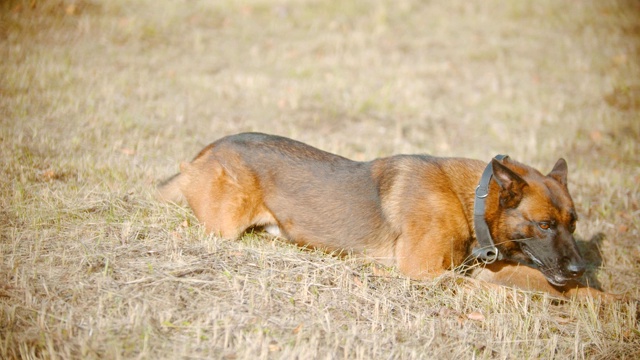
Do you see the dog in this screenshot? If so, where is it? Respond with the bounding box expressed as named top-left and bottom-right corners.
top-left (158, 132), bottom-right (616, 300)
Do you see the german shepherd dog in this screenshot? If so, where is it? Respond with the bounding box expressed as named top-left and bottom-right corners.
top-left (158, 132), bottom-right (614, 299)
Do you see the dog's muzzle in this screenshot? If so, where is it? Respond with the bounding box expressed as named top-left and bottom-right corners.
top-left (520, 238), bottom-right (586, 286)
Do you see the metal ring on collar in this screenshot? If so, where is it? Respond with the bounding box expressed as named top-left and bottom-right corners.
top-left (475, 185), bottom-right (489, 199)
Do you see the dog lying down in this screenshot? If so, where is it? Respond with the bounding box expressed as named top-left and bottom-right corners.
top-left (159, 132), bottom-right (623, 301)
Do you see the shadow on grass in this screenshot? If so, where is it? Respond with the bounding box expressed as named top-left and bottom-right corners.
top-left (576, 232), bottom-right (606, 291)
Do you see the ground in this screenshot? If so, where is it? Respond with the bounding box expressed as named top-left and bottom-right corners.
top-left (1, 0), bottom-right (639, 358)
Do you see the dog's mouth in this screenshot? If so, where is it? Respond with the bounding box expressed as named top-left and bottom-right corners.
top-left (521, 247), bottom-right (570, 287)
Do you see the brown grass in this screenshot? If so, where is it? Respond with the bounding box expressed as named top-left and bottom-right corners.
top-left (1, 0), bottom-right (639, 358)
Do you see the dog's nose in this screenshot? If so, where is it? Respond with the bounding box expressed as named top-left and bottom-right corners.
top-left (566, 261), bottom-right (585, 278)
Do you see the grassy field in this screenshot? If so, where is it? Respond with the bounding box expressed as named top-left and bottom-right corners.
top-left (1, 0), bottom-right (639, 358)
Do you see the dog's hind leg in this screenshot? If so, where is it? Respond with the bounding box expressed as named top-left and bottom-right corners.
top-left (171, 151), bottom-right (277, 239)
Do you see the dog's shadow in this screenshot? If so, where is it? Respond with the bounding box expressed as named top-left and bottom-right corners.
top-left (575, 232), bottom-right (606, 291)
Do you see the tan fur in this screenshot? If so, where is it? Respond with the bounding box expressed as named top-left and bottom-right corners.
top-left (159, 132), bottom-right (619, 300)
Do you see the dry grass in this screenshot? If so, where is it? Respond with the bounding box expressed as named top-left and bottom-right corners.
top-left (1, 0), bottom-right (639, 358)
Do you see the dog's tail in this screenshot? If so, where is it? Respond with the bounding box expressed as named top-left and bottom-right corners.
top-left (156, 163), bottom-right (189, 203)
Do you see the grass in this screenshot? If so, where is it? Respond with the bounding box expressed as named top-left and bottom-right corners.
top-left (1, 0), bottom-right (639, 358)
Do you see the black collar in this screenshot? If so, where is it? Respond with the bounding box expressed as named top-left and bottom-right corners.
top-left (471, 155), bottom-right (508, 263)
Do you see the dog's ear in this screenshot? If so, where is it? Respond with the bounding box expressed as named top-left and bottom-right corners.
top-left (547, 158), bottom-right (568, 187)
top-left (491, 159), bottom-right (528, 208)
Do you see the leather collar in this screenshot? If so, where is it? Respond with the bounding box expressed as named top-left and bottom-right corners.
top-left (471, 155), bottom-right (508, 263)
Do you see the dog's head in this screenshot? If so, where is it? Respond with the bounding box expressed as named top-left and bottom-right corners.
top-left (487, 157), bottom-right (586, 286)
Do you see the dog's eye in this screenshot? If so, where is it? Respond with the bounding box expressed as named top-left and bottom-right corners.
top-left (538, 222), bottom-right (552, 231)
